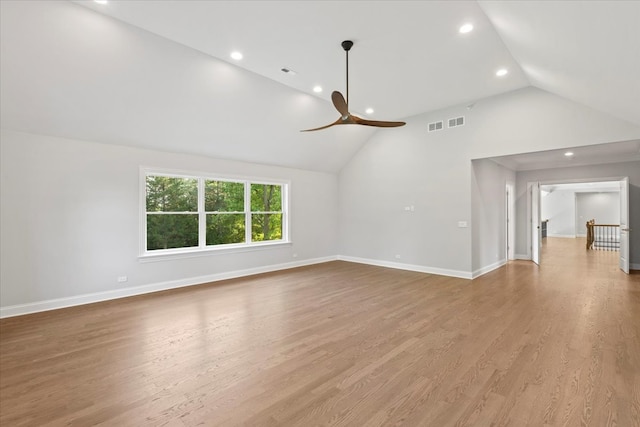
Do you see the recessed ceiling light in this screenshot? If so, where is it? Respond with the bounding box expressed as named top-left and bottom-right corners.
top-left (230, 51), bottom-right (243, 60)
top-left (313, 86), bottom-right (322, 93)
top-left (365, 108), bottom-right (374, 114)
top-left (496, 68), bottom-right (508, 77)
top-left (459, 23), bottom-right (474, 34)
top-left (94, 0), bottom-right (108, 4)
top-left (565, 152), bottom-right (574, 157)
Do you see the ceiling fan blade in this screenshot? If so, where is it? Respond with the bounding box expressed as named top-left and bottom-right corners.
top-left (300, 117), bottom-right (342, 132)
top-left (331, 91), bottom-right (349, 117)
top-left (353, 115), bottom-right (406, 128)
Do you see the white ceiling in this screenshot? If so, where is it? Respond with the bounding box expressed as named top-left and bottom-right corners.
top-left (541, 181), bottom-right (621, 193)
top-left (1, 1), bottom-right (639, 173)
top-left (479, 1), bottom-right (640, 127)
top-left (72, 0), bottom-right (531, 120)
top-left (489, 139), bottom-right (640, 171)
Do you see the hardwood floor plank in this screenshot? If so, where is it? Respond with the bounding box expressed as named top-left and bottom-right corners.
top-left (1, 238), bottom-right (639, 426)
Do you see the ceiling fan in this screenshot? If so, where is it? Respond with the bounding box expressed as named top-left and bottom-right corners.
top-left (301, 40), bottom-right (406, 132)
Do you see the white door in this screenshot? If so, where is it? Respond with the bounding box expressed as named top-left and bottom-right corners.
top-left (506, 184), bottom-right (515, 260)
top-left (531, 182), bottom-right (541, 265)
top-left (620, 177), bottom-right (630, 274)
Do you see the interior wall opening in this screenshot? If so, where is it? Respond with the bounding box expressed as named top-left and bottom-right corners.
top-left (537, 179), bottom-right (623, 267)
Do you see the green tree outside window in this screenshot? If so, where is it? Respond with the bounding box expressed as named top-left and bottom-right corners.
top-left (145, 173), bottom-right (286, 252)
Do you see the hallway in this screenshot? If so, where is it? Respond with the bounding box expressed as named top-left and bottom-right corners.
top-left (540, 235), bottom-right (622, 272)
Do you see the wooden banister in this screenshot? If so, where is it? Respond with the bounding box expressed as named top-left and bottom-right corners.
top-left (586, 220), bottom-right (620, 251)
top-left (586, 219), bottom-right (594, 249)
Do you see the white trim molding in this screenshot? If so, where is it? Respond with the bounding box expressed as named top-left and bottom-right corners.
top-left (630, 263), bottom-right (640, 271)
top-left (0, 256), bottom-right (337, 319)
top-left (16, 251), bottom-right (627, 318)
top-left (472, 259), bottom-right (508, 279)
top-left (337, 255), bottom-right (473, 280)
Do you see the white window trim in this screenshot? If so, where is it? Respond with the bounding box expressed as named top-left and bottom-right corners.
top-left (139, 167), bottom-right (291, 261)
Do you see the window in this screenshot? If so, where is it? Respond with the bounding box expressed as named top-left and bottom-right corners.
top-left (251, 183), bottom-right (283, 242)
top-left (205, 180), bottom-right (245, 246)
top-left (142, 170), bottom-right (288, 255)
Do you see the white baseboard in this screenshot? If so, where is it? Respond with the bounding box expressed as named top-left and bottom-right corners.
top-left (631, 263), bottom-right (640, 271)
top-left (7, 252), bottom-right (629, 319)
top-left (472, 259), bottom-right (507, 279)
top-left (0, 256), bottom-right (337, 319)
top-left (547, 234), bottom-right (576, 238)
top-left (337, 255), bottom-right (472, 280)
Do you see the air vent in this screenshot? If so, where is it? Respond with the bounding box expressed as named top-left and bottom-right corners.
top-left (448, 116), bottom-right (465, 128)
top-left (428, 121), bottom-right (443, 132)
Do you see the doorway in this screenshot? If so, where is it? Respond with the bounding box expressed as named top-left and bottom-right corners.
top-left (530, 178), bottom-right (629, 273)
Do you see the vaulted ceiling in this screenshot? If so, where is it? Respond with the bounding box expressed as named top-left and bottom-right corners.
top-left (1, 1), bottom-right (639, 172)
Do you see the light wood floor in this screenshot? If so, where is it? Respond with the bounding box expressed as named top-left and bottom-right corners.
top-left (1, 238), bottom-right (639, 426)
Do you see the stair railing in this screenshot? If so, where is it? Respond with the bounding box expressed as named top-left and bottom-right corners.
top-left (586, 220), bottom-right (620, 250)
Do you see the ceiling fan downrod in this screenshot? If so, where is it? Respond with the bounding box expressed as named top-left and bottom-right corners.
top-left (300, 39), bottom-right (405, 132)
top-left (342, 40), bottom-right (353, 110)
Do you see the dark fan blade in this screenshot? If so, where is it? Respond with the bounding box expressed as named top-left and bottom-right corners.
top-left (300, 117), bottom-right (343, 132)
top-left (353, 115), bottom-right (406, 128)
top-left (331, 91), bottom-right (349, 117)
top-left (301, 114), bottom-right (404, 131)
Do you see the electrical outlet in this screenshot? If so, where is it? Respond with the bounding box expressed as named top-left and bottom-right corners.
top-left (458, 221), bottom-right (468, 228)
top-left (117, 276), bottom-right (128, 283)
top-left (395, 254), bottom-right (401, 259)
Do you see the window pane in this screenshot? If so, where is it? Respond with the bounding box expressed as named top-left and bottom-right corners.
top-left (205, 180), bottom-right (244, 212)
top-left (146, 176), bottom-right (197, 212)
top-left (252, 213), bottom-right (283, 241)
top-left (206, 214), bottom-right (245, 245)
top-left (251, 184), bottom-right (282, 212)
top-left (147, 214), bottom-right (198, 250)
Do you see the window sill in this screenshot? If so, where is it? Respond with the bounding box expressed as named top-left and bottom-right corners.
top-left (138, 240), bottom-right (292, 263)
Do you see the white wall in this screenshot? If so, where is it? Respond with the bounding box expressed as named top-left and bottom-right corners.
top-left (515, 161), bottom-right (640, 265)
top-left (541, 189), bottom-right (620, 237)
top-left (337, 122), bottom-right (474, 278)
top-left (471, 159), bottom-right (516, 275)
top-left (576, 192), bottom-right (620, 235)
top-left (339, 86), bottom-right (640, 277)
top-left (0, 129), bottom-right (338, 314)
top-left (541, 190), bottom-right (576, 237)
top-left (3, 89), bottom-right (640, 316)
